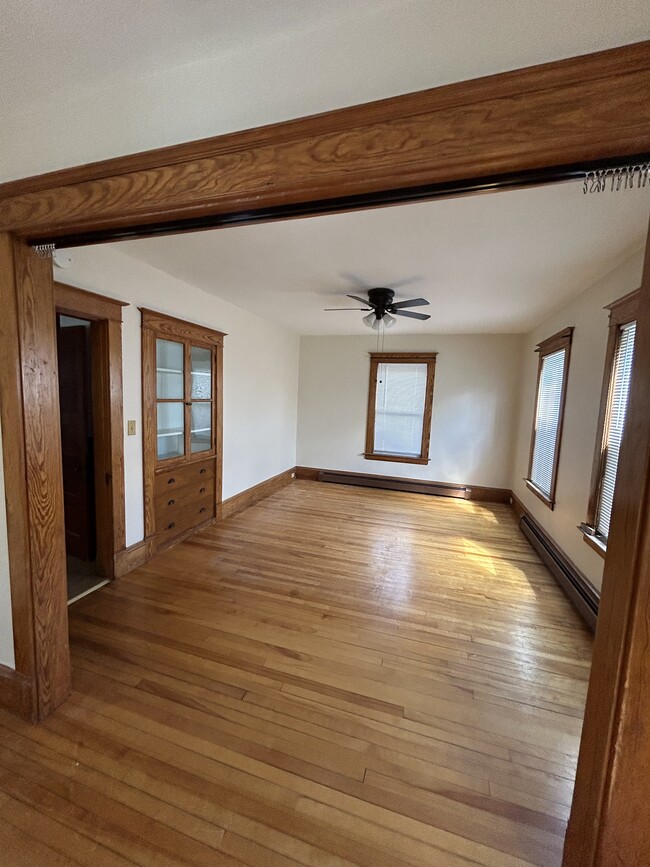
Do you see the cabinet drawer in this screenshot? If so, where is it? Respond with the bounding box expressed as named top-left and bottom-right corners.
top-left (155, 475), bottom-right (214, 513)
top-left (154, 460), bottom-right (215, 497)
top-left (155, 493), bottom-right (215, 536)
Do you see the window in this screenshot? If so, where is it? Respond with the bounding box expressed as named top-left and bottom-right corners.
top-left (526, 327), bottom-right (573, 508)
top-left (581, 290), bottom-right (639, 555)
top-left (365, 352), bottom-right (436, 464)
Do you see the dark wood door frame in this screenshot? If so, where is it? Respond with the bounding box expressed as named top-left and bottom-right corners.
top-left (0, 40), bottom-right (649, 864)
top-left (54, 282), bottom-right (127, 579)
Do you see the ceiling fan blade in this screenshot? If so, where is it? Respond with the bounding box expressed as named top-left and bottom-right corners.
top-left (346, 294), bottom-right (373, 306)
top-left (393, 310), bottom-right (431, 320)
top-left (324, 307), bottom-right (371, 311)
top-left (390, 297), bottom-right (430, 309)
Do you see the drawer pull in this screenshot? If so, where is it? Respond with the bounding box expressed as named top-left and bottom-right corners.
top-left (199, 468), bottom-right (207, 475)
top-left (199, 507), bottom-right (207, 514)
top-left (167, 477), bottom-right (175, 485)
top-left (168, 522), bottom-right (176, 530)
top-left (168, 499), bottom-right (176, 506)
top-left (199, 487), bottom-right (206, 494)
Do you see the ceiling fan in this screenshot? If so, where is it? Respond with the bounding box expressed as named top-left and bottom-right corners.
top-left (325, 287), bottom-right (431, 329)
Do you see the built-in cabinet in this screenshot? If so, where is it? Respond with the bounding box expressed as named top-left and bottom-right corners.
top-left (141, 309), bottom-right (225, 556)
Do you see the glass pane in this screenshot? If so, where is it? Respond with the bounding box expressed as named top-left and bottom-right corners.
top-left (191, 402), bottom-right (212, 453)
top-left (191, 346), bottom-right (212, 399)
top-left (156, 339), bottom-right (184, 399)
top-left (157, 402), bottom-right (185, 460)
top-left (373, 363), bottom-right (427, 457)
top-left (530, 349), bottom-right (566, 496)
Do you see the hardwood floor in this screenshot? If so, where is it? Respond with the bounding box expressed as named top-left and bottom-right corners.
top-left (0, 481), bottom-right (593, 866)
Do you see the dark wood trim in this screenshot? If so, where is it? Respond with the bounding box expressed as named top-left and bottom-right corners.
top-left (564, 228), bottom-right (650, 866)
top-left (0, 664), bottom-right (35, 722)
top-left (54, 282), bottom-right (127, 579)
top-left (510, 492), bottom-right (599, 631)
top-left (139, 308), bottom-right (226, 344)
top-left (3, 42), bottom-right (648, 204)
top-left (0, 235), bottom-right (70, 721)
top-left (364, 352), bottom-right (436, 464)
top-left (113, 541), bottom-right (147, 578)
top-left (584, 288), bottom-right (640, 538)
top-left (1, 44), bottom-right (650, 244)
top-left (54, 281), bottom-right (127, 322)
top-left (0, 235), bottom-right (36, 693)
top-left (526, 326), bottom-right (573, 508)
top-left (217, 468), bottom-right (295, 520)
top-left (296, 466), bottom-right (511, 504)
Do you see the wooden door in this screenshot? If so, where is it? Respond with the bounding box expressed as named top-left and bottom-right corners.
top-left (56, 316), bottom-right (96, 561)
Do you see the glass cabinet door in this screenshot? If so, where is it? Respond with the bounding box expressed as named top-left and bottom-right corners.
top-left (156, 338), bottom-right (185, 460)
top-left (190, 345), bottom-right (212, 453)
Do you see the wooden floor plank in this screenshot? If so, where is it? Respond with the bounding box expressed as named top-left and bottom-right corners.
top-left (0, 481), bottom-right (592, 865)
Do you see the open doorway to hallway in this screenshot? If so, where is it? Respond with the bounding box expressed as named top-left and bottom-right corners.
top-left (56, 313), bottom-right (108, 603)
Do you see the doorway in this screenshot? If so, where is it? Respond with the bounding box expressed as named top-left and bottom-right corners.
top-left (56, 313), bottom-right (106, 601)
top-left (54, 281), bottom-right (128, 600)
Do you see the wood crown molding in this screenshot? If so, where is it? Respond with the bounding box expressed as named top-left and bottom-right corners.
top-left (605, 287), bottom-right (640, 326)
top-left (0, 42), bottom-right (648, 242)
top-left (140, 308), bottom-right (226, 344)
top-left (55, 281), bottom-right (128, 322)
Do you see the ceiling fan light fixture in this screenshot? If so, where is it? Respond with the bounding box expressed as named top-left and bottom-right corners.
top-left (363, 311), bottom-right (377, 328)
top-left (383, 313), bottom-right (396, 329)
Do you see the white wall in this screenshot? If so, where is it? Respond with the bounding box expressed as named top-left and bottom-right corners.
top-left (297, 334), bottom-right (523, 488)
top-left (53, 245), bottom-right (300, 546)
top-left (0, 414), bottom-right (15, 668)
top-left (511, 249), bottom-right (645, 593)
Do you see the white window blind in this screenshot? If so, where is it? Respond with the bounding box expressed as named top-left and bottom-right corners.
top-left (596, 320), bottom-right (636, 540)
top-left (373, 362), bottom-right (428, 457)
top-left (530, 348), bottom-right (567, 497)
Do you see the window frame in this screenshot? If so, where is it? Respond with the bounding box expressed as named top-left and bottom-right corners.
top-left (525, 326), bottom-right (574, 509)
top-left (364, 352), bottom-right (437, 465)
top-left (580, 289), bottom-right (640, 558)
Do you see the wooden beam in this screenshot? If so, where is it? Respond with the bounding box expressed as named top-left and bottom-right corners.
top-left (0, 42), bottom-right (648, 241)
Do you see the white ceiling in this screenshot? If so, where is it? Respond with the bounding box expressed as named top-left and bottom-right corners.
top-left (114, 181), bottom-right (650, 335)
top-left (2, 1), bottom-right (649, 180)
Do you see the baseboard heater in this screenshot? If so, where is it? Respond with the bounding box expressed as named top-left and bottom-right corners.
top-left (318, 470), bottom-right (471, 499)
top-left (520, 514), bottom-right (599, 631)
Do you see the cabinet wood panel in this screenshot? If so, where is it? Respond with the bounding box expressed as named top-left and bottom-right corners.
top-left (142, 310), bottom-right (224, 556)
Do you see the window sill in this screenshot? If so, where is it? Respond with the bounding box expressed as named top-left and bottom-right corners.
top-left (579, 524), bottom-right (607, 559)
top-left (524, 479), bottom-right (555, 510)
top-left (364, 453), bottom-right (429, 466)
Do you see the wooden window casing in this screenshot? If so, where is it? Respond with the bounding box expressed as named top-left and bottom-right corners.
top-left (364, 352), bottom-right (437, 465)
top-left (580, 289), bottom-right (640, 557)
top-left (525, 327), bottom-right (573, 509)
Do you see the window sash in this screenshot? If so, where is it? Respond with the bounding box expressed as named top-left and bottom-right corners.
top-left (373, 363), bottom-right (428, 457)
top-left (529, 348), bottom-right (567, 498)
top-left (365, 353), bottom-right (436, 464)
top-left (595, 320), bottom-right (636, 540)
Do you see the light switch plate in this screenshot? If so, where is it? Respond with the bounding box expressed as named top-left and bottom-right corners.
top-left (127, 420), bottom-right (136, 436)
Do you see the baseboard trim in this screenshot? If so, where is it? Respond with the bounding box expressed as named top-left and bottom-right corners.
top-left (0, 663), bottom-right (35, 721)
top-left (114, 541), bottom-right (147, 577)
top-left (511, 492), bottom-right (599, 631)
top-left (294, 467), bottom-right (511, 504)
top-left (217, 468), bottom-right (296, 520)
